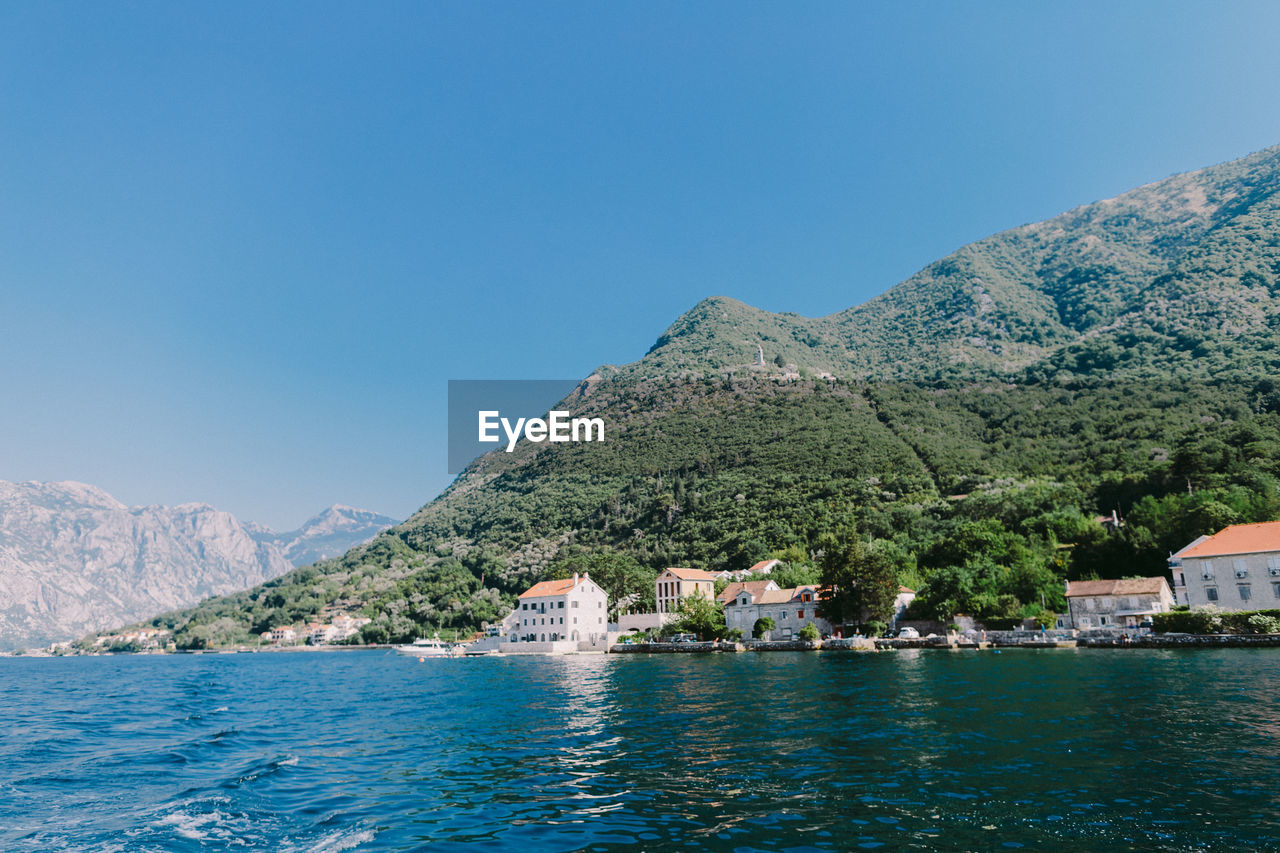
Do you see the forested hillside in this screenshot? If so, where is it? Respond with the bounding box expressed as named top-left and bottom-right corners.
top-left (128, 143), bottom-right (1280, 647)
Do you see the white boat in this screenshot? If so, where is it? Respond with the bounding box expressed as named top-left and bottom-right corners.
top-left (394, 637), bottom-right (456, 657)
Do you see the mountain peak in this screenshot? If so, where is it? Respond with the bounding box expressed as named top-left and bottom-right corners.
top-left (632, 142), bottom-right (1280, 384)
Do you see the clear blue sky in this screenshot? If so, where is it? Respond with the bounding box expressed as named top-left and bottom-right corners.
top-left (3, 1), bottom-right (1280, 529)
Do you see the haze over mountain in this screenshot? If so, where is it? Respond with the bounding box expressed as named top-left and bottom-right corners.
top-left (0, 481), bottom-right (394, 649)
top-left (126, 143), bottom-right (1280, 647)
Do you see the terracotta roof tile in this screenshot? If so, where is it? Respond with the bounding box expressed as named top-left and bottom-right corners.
top-left (1175, 521), bottom-right (1280, 559)
top-left (519, 578), bottom-right (578, 598)
top-left (756, 589), bottom-right (799, 605)
top-left (718, 580), bottom-right (777, 604)
top-left (1065, 577), bottom-right (1169, 597)
top-left (662, 567), bottom-right (718, 581)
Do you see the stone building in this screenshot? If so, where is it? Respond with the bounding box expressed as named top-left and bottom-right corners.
top-left (1170, 521), bottom-right (1280, 611)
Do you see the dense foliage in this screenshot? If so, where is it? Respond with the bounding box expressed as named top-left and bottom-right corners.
top-left (116, 143), bottom-right (1280, 648)
top-left (1152, 608), bottom-right (1280, 634)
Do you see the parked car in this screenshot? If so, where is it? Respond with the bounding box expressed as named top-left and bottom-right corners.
top-left (897, 627), bottom-right (920, 639)
top-left (670, 633), bottom-right (699, 643)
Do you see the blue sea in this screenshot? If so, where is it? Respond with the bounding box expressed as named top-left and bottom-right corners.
top-left (1, 648), bottom-right (1277, 851)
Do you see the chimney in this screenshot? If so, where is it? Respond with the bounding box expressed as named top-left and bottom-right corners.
top-left (573, 572), bottom-right (579, 585)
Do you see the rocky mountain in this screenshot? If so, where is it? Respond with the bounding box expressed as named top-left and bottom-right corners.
top-left (138, 143), bottom-right (1280, 646)
top-left (0, 481), bottom-right (394, 649)
top-left (248, 505), bottom-right (397, 568)
top-left (636, 143), bottom-right (1280, 382)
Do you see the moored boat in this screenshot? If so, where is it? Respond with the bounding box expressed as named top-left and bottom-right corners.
top-left (394, 637), bottom-right (456, 657)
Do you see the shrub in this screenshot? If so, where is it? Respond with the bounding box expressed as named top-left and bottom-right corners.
top-left (1245, 613), bottom-right (1280, 634)
top-left (798, 622), bottom-right (819, 641)
top-left (725, 627), bottom-right (745, 642)
top-left (752, 617), bottom-right (775, 639)
top-left (1153, 607), bottom-right (1280, 634)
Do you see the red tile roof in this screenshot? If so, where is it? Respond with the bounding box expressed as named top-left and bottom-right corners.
top-left (1175, 521), bottom-right (1280, 559)
top-left (718, 580), bottom-right (777, 604)
top-left (747, 559), bottom-right (781, 573)
top-left (662, 567), bottom-right (718, 581)
top-left (519, 578), bottom-right (579, 598)
top-left (1065, 577), bottom-right (1170, 597)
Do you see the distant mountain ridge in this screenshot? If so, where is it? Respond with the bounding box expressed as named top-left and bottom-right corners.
top-left (0, 481), bottom-right (395, 649)
top-left (635, 143), bottom-right (1280, 382)
top-left (249, 505), bottom-right (400, 567)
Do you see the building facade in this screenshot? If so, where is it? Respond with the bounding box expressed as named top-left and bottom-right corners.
top-left (1064, 577), bottom-right (1174, 629)
top-left (724, 584), bottom-right (833, 639)
top-left (655, 567), bottom-right (717, 615)
top-left (1171, 521), bottom-right (1280, 611)
top-left (512, 573), bottom-right (608, 645)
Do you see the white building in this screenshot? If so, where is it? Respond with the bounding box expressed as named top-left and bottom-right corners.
top-left (1170, 521), bottom-right (1280, 611)
top-left (1064, 577), bottom-right (1175, 628)
top-left (510, 573), bottom-right (608, 651)
top-left (714, 559), bottom-right (781, 582)
top-left (655, 567), bottom-right (716, 615)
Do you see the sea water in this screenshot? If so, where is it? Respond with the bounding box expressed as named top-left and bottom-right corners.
top-left (1, 648), bottom-right (1277, 851)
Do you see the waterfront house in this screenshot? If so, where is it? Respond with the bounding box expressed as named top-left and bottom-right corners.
top-left (724, 584), bottom-right (833, 639)
top-left (655, 567), bottom-right (717, 616)
top-left (513, 572), bottom-right (608, 646)
top-left (717, 579), bottom-right (779, 606)
top-left (1064, 577), bottom-right (1174, 629)
top-left (267, 626), bottom-right (297, 645)
top-left (1169, 521), bottom-right (1280, 611)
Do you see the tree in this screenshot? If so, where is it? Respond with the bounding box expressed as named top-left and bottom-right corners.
top-left (798, 622), bottom-right (819, 641)
top-left (666, 593), bottom-right (725, 640)
top-left (752, 616), bottom-right (775, 639)
top-left (818, 531), bottom-right (900, 628)
top-left (544, 550), bottom-right (657, 618)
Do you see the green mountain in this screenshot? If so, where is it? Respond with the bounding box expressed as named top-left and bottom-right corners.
top-left (131, 144), bottom-right (1280, 647)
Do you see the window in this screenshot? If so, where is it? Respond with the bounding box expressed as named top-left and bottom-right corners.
top-left (1270, 555), bottom-right (1280, 576)
top-left (1206, 587), bottom-right (1219, 601)
top-left (1100, 616), bottom-right (1110, 625)
top-left (1273, 582), bottom-right (1280, 599)
top-left (1235, 558), bottom-right (1249, 579)
top-left (572, 601), bottom-right (579, 608)
top-left (1202, 560), bottom-right (1215, 580)
top-left (1239, 585), bottom-right (1252, 602)
top-left (521, 603), bottom-right (528, 611)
